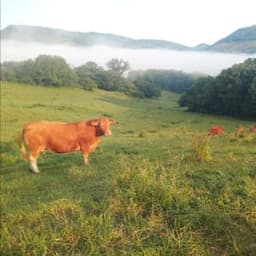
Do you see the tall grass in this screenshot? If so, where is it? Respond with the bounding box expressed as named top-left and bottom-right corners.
top-left (1, 82), bottom-right (256, 255)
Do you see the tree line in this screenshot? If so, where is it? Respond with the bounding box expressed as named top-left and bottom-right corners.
top-left (128, 69), bottom-right (196, 93)
top-left (179, 58), bottom-right (256, 119)
top-left (1, 55), bottom-right (195, 98)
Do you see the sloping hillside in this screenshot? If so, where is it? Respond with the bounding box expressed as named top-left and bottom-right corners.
top-left (2, 24), bottom-right (256, 53)
top-left (1, 82), bottom-right (256, 255)
top-left (1, 25), bottom-right (189, 50)
top-left (209, 25), bottom-right (256, 53)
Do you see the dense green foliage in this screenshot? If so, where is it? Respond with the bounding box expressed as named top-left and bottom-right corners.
top-left (74, 62), bottom-right (103, 91)
top-left (1, 55), bottom-right (77, 87)
top-left (1, 55), bottom-right (163, 98)
top-left (133, 77), bottom-right (162, 98)
top-left (34, 55), bottom-right (77, 86)
top-left (179, 58), bottom-right (256, 119)
top-left (128, 69), bottom-right (195, 94)
top-left (1, 82), bottom-right (255, 255)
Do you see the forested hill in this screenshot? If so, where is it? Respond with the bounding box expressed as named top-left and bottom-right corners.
top-left (1, 24), bottom-right (256, 53)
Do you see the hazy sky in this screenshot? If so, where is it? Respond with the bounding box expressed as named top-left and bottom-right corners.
top-left (1, 0), bottom-right (256, 46)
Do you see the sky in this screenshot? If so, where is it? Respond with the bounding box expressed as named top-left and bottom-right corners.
top-left (1, 0), bottom-right (256, 47)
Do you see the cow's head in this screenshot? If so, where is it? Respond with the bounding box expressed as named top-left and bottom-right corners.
top-left (89, 116), bottom-right (115, 136)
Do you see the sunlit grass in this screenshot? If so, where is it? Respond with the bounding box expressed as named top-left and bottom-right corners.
top-left (1, 82), bottom-right (256, 255)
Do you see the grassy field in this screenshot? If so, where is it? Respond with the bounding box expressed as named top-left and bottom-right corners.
top-left (1, 82), bottom-right (256, 255)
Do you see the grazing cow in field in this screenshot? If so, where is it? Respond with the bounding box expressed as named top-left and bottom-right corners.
top-left (249, 125), bottom-right (256, 133)
top-left (235, 126), bottom-right (246, 137)
top-left (21, 116), bottom-right (115, 173)
top-left (208, 125), bottom-right (224, 136)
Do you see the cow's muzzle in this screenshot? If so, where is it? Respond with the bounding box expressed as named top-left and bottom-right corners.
top-left (105, 130), bottom-right (112, 136)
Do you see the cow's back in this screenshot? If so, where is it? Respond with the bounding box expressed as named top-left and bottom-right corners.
top-left (23, 121), bottom-right (80, 153)
top-left (208, 126), bottom-right (224, 136)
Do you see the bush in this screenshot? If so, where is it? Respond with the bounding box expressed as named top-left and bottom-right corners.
top-left (80, 77), bottom-right (97, 90)
top-left (134, 78), bottom-right (161, 98)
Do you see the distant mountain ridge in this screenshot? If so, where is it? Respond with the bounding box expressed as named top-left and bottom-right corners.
top-left (1, 25), bottom-right (189, 50)
top-left (1, 25), bottom-right (256, 53)
top-left (210, 25), bottom-right (256, 53)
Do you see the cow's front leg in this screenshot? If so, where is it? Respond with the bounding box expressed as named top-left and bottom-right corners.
top-left (83, 153), bottom-right (89, 165)
top-left (81, 143), bottom-right (93, 165)
top-left (81, 146), bottom-right (90, 165)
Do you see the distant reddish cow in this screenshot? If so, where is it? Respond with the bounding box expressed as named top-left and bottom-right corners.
top-left (235, 126), bottom-right (246, 137)
top-left (21, 116), bottom-right (115, 173)
top-left (249, 125), bottom-right (256, 133)
top-left (208, 125), bottom-right (224, 136)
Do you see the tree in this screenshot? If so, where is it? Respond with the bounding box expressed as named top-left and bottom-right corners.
top-left (96, 70), bottom-right (137, 94)
top-left (33, 55), bottom-right (77, 86)
top-left (245, 75), bottom-right (256, 116)
top-left (179, 58), bottom-right (256, 119)
top-left (75, 71), bottom-right (98, 90)
top-left (0, 61), bottom-right (19, 81)
top-left (128, 69), bottom-right (195, 94)
top-left (134, 77), bottom-right (161, 98)
top-left (78, 62), bottom-right (103, 75)
top-left (15, 60), bottom-right (35, 84)
top-left (74, 64), bottom-right (98, 90)
top-left (106, 58), bottom-right (130, 75)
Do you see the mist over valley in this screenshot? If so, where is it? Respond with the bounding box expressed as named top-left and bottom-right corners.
top-left (2, 39), bottom-right (255, 76)
top-left (2, 25), bottom-right (256, 75)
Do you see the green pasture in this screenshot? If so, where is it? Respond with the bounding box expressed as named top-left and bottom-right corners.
top-left (1, 82), bottom-right (256, 255)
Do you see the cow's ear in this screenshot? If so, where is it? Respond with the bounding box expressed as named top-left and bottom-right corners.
top-left (88, 120), bottom-right (99, 126)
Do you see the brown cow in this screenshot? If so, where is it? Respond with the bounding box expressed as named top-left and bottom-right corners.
top-left (235, 126), bottom-right (246, 137)
top-left (249, 125), bottom-right (256, 133)
top-left (21, 116), bottom-right (115, 173)
top-left (208, 125), bottom-right (224, 136)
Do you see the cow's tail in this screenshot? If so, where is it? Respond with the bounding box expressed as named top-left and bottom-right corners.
top-left (21, 132), bottom-right (28, 161)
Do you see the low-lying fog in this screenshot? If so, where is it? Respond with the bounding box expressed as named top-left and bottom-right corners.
top-left (2, 40), bottom-right (255, 76)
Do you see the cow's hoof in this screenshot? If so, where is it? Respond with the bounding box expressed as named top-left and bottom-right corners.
top-left (29, 168), bottom-right (40, 174)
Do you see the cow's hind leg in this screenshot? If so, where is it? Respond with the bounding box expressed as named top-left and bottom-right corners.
top-left (29, 150), bottom-right (41, 173)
